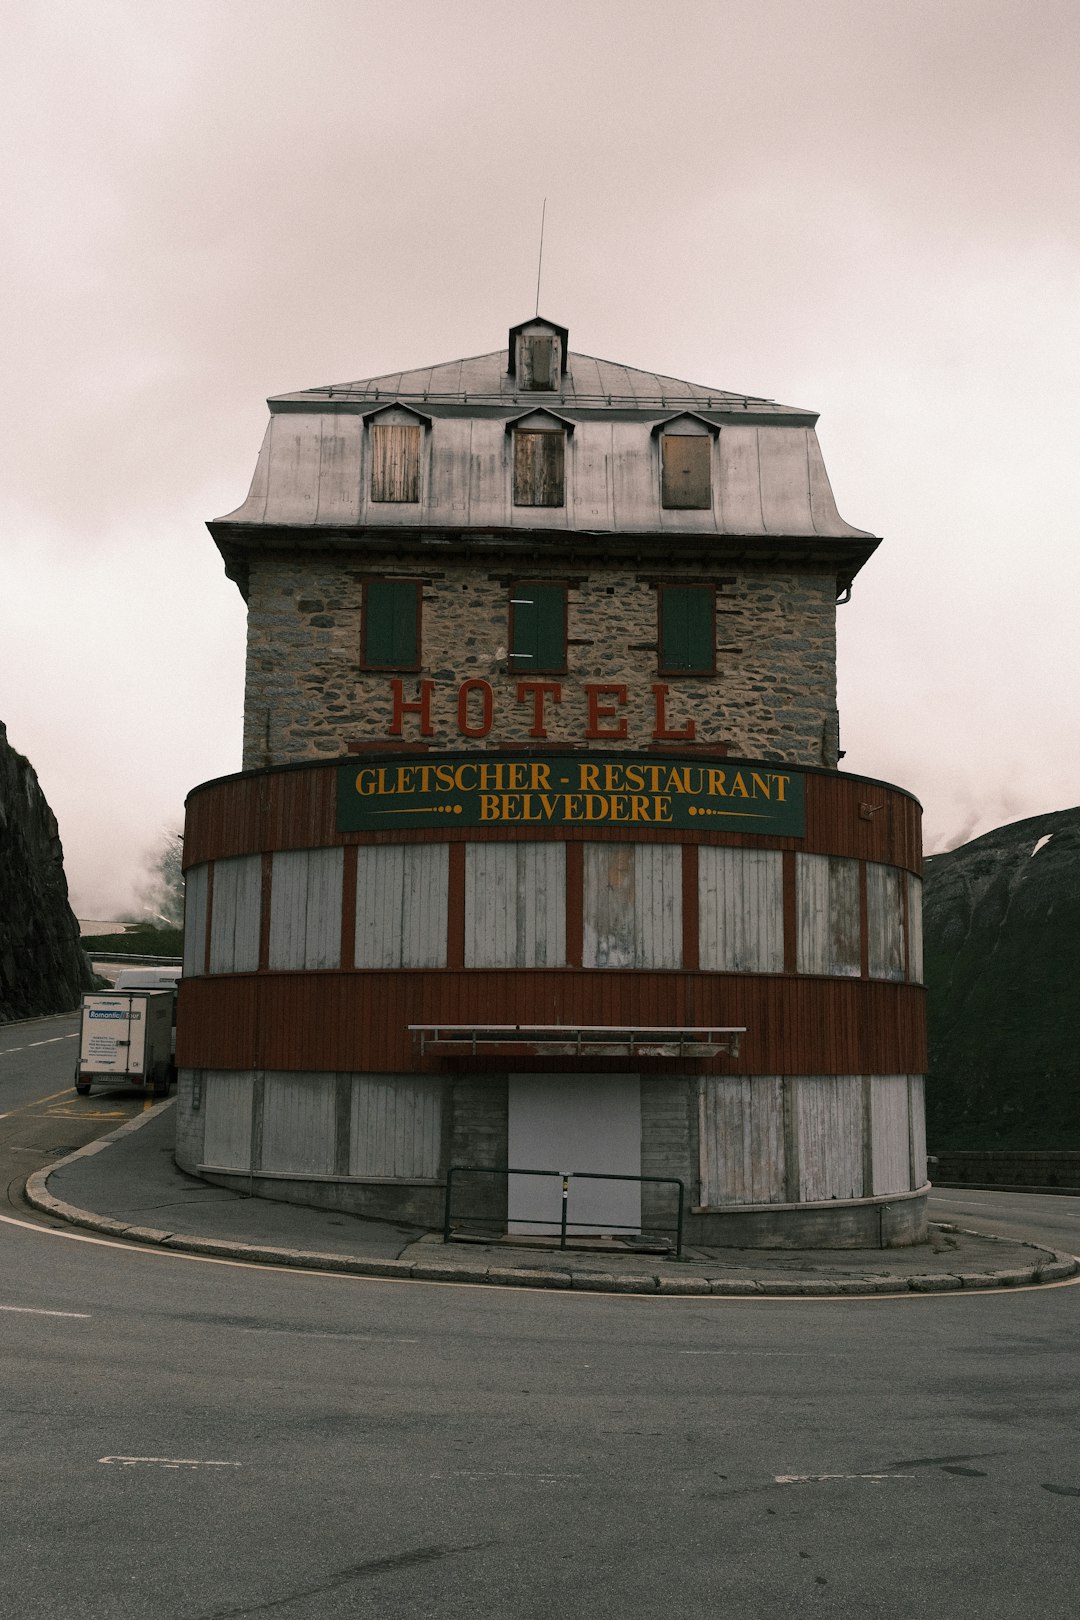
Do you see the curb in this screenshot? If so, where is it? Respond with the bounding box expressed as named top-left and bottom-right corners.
top-left (24, 1109), bottom-right (1080, 1299)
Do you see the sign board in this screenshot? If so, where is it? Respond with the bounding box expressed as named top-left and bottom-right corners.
top-left (337, 754), bottom-right (805, 835)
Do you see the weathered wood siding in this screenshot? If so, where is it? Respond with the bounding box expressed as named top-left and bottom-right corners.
top-left (183, 863), bottom-right (209, 977)
top-left (268, 848), bottom-right (343, 970)
top-left (698, 847), bottom-right (784, 972)
top-left (350, 1075), bottom-right (443, 1179)
top-left (202, 1071), bottom-right (253, 1170)
top-left (354, 845), bottom-right (448, 968)
top-left (796, 854), bottom-right (860, 976)
top-left (796, 1076), bottom-right (864, 1201)
top-left (582, 843), bottom-right (682, 968)
top-left (871, 1075), bottom-right (912, 1194)
top-left (866, 862), bottom-right (905, 981)
top-left (699, 1076), bottom-right (786, 1205)
top-left (261, 1072), bottom-right (336, 1176)
top-left (907, 874), bottom-right (924, 983)
top-left (370, 423), bottom-right (421, 503)
top-left (464, 843), bottom-right (566, 967)
top-left (184, 759), bottom-right (923, 875)
top-left (207, 855), bottom-right (261, 973)
top-left (910, 1075), bottom-right (927, 1184)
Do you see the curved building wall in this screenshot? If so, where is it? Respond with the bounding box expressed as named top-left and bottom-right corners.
top-left (177, 754), bottom-right (927, 1247)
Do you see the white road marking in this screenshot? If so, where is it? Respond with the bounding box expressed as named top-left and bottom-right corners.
top-left (99, 1456), bottom-right (241, 1470)
top-left (682, 1349), bottom-right (844, 1357)
top-left (0, 1048), bottom-right (25, 1056)
top-left (28, 1038), bottom-right (66, 1047)
top-left (0, 1304), bottom-right (91, 1319)
top-left (775, 1472), bottom-right (916, 1485)
top-left (1, 1213), bottom-right (1078, 1302)
top-left (240, 1328), bottom-right (419, 1342)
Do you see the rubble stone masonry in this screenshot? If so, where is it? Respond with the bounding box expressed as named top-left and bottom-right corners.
top-left (241, 553), bottom-right (840, 770)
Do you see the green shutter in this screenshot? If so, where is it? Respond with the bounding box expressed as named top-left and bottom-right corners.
top-left (661, 587), bottom-right (713, 673)
top-left (365, 580), bottom-right (418, 668)
top-left (509, 583), bottom-right (565, 673)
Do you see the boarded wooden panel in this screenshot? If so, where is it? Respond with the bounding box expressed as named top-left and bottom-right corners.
top-left (796, 854), bottom-right (860, 977)
top-left (909, 1075), bottom-right (927, 1185)
top-left (207, 855), bottom-right (262, 973)
top-left (870, 1075), bottom-right (911, 1194)
top-left (797, 1076), bottom-right (864, 1201)
top-left (350, 1074), bottom-right (443, 1178)
top-left (182, 864), bottom-right (209, 978)
top-left (699, 847), bottom-right (784, 973)
top-left (661, 434), bottom-right (711, 509)
top-left (907, 874), bottom-right (924, 983)
top-left (866, 862), bottom-right (905, 981)
top-left (634, 844), bottom-right (681, 967)
top-left (582, 843), bottom-right (681, 968)
top-left (464, 843), bottom-right (566, 968)
top-left (260, 1072), bottom-right (336, 1175)
top-left (699, 1076), bottom-right (786, 1205)
top-left (202, 1070), bottom-right (253, 1170)
top-left (354, 845), bottom-right (448, 968)
top-left (370, 424), bottom-right (421, 503)
top-left (513, 431), bottom-right (565, 506)
top-left (268, 849), bottom-right (343, 970)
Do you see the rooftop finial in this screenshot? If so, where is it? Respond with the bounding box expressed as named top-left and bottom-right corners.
top-left (534, 197), bottom-right (547, 318)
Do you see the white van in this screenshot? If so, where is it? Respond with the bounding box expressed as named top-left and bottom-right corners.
top-left (113, 966), bottom-right (182, 993)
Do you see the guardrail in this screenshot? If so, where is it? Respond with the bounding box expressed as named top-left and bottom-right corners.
top-left (443, 1164), bottom-right (685, 1256)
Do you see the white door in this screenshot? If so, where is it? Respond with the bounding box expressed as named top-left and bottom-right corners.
top-left (507, 1074), bottom-right (641, 1236)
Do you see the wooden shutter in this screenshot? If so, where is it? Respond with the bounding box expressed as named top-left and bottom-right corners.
top-left (370, 424), bottom-right (421, 503)
top-left (660, 585), bottom-right (714, 674)
top-left (661, 434), bottom-right (711, 509)
top-left (364, 579), bottom-right (419, 668)
top-left (513, 431), bottom-right (565, 506)
top-left (509, 583), bottom-right (566, 673)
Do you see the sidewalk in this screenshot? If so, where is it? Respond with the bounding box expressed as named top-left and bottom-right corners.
top-left (25, 1102), bottom-right (1079, 1298)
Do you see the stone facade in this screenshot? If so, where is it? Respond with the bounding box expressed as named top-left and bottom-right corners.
top-left (241, 553), bottom-right (840, 770)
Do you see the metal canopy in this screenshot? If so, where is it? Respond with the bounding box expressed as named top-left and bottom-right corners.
top-left (409, 1024), bottom-right (745, 1060)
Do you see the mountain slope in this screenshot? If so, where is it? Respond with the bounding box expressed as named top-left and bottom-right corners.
top-left (923, 806), bottom-right (1080, 1147)
top-left (0, 721), bottom-right (94, 1021)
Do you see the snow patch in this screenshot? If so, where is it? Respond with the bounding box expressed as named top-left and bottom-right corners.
top-left (1031, 835), bottom-right (1053, 858)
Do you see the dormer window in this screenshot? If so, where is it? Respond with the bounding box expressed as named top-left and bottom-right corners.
top-left (513, 429), bottom-right (564, 506)
top-left (508, 316), bottom-right (569, 391)
top-left (524, 335), bottom-right (555, 389)
top-left (508, 408), bottom-right (574, 507)
top-left (363, 404), bottom-right (430, 504)
top-left (656, 413), bottom-right (718, 510)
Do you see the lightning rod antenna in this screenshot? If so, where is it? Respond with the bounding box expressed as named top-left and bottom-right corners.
top-left (534, 197), bottom-right (547, 317)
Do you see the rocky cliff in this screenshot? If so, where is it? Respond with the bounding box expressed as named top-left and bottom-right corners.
top-left (0, 722), bottom-right (94, 1021)
top-left (924, 806), bottom-right (1080, 1148)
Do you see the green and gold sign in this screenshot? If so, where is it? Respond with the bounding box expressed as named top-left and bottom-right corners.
top-left (337, 754), bottom-right (805, 835)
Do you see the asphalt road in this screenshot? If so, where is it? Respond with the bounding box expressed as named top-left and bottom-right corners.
top-left (2, 1031), bottom-right (1079, 1619)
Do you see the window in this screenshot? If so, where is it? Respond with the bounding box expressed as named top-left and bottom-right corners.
top-left (362, 578), bottom-right (420, 670)
top-left (660, 432), bottom-right (711, 509)
top-left (523, 335), bottom-right (555, 389)
top-left (658, 585), bottom-right (714, 675)
top-left (513, 430), bottom-right (565, 506)
top-left (509, 582), bottom-right (566, 673)
top-left (370, 423), bottom-right (421, 503)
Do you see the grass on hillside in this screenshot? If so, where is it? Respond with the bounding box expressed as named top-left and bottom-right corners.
top-left (81, 926), bottom-right (183, 957)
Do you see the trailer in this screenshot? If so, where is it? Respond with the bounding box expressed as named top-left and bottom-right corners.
top-left (75, 990), bottom-right (175, 1097)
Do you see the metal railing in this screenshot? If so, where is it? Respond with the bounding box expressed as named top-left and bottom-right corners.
top-left (443, 1164), bottom-right (685, 1257)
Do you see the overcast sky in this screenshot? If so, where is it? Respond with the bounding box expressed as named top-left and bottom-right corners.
top-left (2, 0), bottom-right (1077, 917)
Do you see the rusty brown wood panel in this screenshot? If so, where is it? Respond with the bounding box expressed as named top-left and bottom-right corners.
top-left (177, 971), bottom-right (925, 1077)
top-left (185, 762), bottom-right (923, 871)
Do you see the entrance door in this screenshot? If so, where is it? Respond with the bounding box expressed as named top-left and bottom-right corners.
top-left (507, 1074), bottom-right (641, 1236)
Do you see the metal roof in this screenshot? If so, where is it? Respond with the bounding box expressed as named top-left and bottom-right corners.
top-left (270, 347), bottom-right (816, 421)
